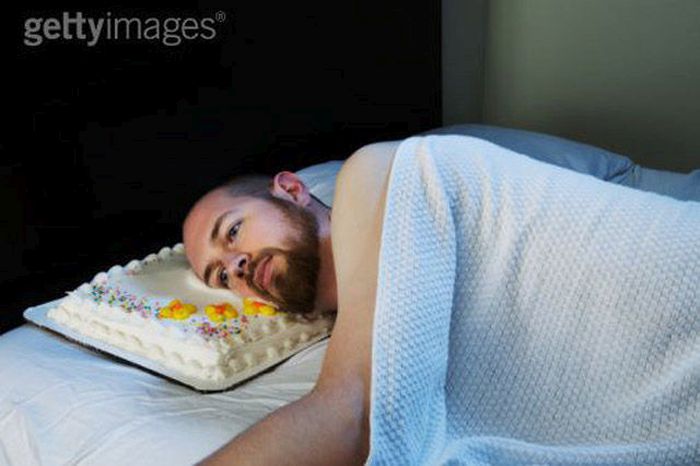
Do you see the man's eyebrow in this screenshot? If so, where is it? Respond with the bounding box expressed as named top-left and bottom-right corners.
top-left (210, 210), bottom-right (234, 242)
top-left (203, 263), bottom-right (214, 287)
top-left (203, 208), bottom-right (238, 287)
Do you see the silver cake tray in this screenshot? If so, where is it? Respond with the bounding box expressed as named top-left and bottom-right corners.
top-left (24, 299), bottom-right (331, 392)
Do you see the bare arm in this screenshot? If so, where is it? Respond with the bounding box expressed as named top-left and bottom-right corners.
top-left (196, 141), bottom-right (400, 466)
top-left (196, 387), bottom-right (366, 466)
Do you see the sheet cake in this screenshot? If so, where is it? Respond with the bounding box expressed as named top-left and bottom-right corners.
top-left (46, 243), bottom-right (334, 391)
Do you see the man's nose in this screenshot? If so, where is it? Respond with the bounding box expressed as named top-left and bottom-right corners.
top-left (225, 252), bottom-right (251, 280)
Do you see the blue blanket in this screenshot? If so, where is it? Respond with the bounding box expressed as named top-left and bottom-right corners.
top-left (367, 135), bottom-right (700, 465)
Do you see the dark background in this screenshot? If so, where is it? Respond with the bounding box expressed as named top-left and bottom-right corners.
top-left (0, 1), bottom-right (441, 334)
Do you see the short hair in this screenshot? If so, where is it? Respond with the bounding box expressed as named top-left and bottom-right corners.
top-left (218, 174), bottom-right (275, 200)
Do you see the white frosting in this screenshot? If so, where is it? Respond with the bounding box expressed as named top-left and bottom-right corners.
top-left (47, 243), bottom-right (334, 387)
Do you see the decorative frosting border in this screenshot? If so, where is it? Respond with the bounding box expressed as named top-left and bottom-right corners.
top-left (89, 243), bottom-right (186, 282)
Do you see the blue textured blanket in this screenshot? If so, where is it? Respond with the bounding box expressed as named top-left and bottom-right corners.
top-left (367, 135), bottom-right (700, 465)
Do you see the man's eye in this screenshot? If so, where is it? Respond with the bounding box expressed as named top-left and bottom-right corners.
top-left (227, 222), bottom-right (241, 240)
top-left (218, 268), bottom-right (229, 287)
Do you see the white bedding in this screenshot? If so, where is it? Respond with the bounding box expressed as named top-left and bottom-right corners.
top-left (4, 125), bottom-right (696, 466)
top-left (368, 135), bottom-right (700, 464)
top-left (0, 324), bottom-right (328, 466)
top-left (0, 161), bottom-right (343, 466)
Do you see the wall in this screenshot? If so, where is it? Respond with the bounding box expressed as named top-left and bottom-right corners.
top-left (442, 0), bottom-right (486, 125)
top-left (482, 0), bottom-right (700, 172)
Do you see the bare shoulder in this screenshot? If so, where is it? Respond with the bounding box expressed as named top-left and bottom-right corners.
top-left (336, 140), bottom-right (402, 189)
top-left (329, 140), bottom-right (402, 264)
top-left (313, 139), bottom-right (403, 410)
top-left (330, 139), bottom-right (402, 291)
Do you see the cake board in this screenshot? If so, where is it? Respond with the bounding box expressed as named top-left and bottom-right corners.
top-left (24, 300), bottom-right (331, 393)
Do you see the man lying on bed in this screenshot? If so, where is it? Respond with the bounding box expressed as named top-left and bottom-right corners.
top-left (183, 141), bottom-right (397, 465)
top-left (183, 136), bottom-right (700, 465)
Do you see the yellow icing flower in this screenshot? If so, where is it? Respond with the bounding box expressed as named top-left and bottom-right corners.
top-left (159, 299), bottom-right (197, 320)
top-left (205, 303), bottom-right (239, 323)
top-left (243, 297), bottom-right (277, 317)
top-left (243, 305), bottom-right (258, 316)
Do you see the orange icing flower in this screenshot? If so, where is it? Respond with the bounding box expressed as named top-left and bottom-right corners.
top-left (205, 302), bottom-right (239, 323)
top-left (243, 297), bottom-right (277, 317)
top-left (159, 299), bottom-right (197, 320)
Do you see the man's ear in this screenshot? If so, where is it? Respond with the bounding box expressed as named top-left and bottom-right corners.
top-left (271, 171), bottom-right (312, 206)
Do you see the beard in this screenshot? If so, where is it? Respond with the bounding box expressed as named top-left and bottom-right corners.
top-left (244, 199), bottom-right (321, 315)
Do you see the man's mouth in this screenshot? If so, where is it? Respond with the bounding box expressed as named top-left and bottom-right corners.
top-left (253, 254), bottom-right (273, 291)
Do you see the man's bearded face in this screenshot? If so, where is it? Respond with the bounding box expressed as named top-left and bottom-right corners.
top-left (183, 190), bottom-right (321, 315)
top-left (244, 198), bottom-right (320, 314)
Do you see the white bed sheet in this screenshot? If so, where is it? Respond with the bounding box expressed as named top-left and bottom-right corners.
top-left (0, 160), bottom-right (344, 466)
top-left (0, 323), bottom-right (328, 466)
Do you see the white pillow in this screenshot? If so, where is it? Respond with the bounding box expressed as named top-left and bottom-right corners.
top-left (295, 160), bottom-right (344, 207)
